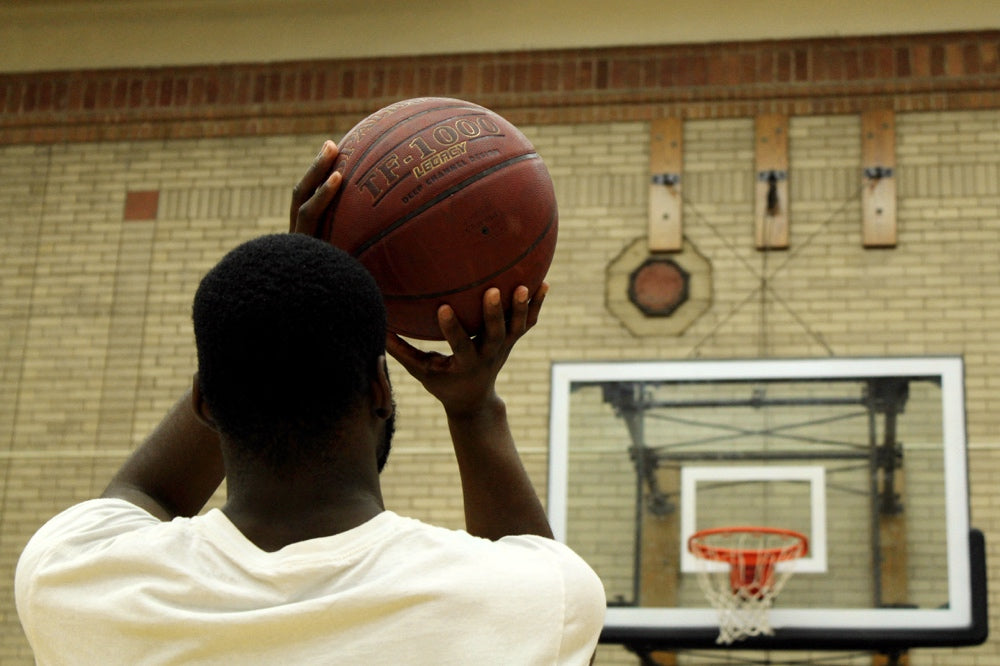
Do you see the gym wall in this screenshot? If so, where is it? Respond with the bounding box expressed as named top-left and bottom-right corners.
top-left (2, 31), bottom-right (999, 665)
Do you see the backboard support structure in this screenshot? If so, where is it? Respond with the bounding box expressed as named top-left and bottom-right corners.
top-left (547, 357), bottom-right (987, 653)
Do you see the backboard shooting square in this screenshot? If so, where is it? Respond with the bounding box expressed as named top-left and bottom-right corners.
top-left (679, 465), bottom-right (826, 574)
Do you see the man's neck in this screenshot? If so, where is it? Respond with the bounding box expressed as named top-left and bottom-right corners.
top-left (222, 467), bottom-right (385, 552)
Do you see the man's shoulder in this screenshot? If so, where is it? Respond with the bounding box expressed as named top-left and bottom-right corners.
top-left (382, 513), bottom-right (607, 655)
top-left (19, 498), bottom-right (162, 570)
top-left (385, 513), bottom-right (600, 581)
top-left (15, 498), bottom-right (164, 614)
top-left (25, 498), bottom-right (160, 547)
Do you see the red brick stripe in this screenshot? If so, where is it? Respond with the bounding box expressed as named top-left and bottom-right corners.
top-left (1, 31), bottom-right (998, 144)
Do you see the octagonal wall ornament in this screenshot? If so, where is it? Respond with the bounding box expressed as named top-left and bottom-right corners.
top-left (606, 237), bottom-right (712, 336)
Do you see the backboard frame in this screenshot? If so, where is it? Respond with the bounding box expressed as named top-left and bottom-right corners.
top-left (547, 356), bottom-right (987, 651)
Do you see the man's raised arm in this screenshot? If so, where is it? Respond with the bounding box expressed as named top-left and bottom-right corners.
top-left (101, 388), bottom-right (224, 520)
top-left (386, 284), bottom-right (553, 540)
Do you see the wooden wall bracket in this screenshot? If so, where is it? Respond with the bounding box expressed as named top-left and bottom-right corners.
top-left (862, 109), bottom-right (898, 248)
top-left (754, 114), bottom-right (790, 250)
top-left (648, 117), bottom-right (684, 253)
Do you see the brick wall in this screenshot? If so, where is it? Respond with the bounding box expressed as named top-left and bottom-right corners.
top-left (2, 31), bottom-right (999, 144)
top-left (2, 30), bottom-right (999, 665)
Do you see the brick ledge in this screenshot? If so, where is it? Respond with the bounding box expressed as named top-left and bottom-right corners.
top-left (2, 31), bottom-right (998, 144)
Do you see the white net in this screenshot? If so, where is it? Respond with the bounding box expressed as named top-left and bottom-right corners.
top-left (689, 528), bottom-right (807, 645)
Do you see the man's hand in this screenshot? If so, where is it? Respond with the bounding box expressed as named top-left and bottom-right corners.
top-left (386, 283), bottom-right (548, 418)
top-left (386, 282), bottom-right (553, 540)
top-left (289, 140), bottom-right (342, 236)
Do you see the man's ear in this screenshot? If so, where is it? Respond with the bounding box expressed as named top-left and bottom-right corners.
top-left (191, 373), bottom-right (218, 429)
top-left (371, 355), bottom-right (394, 420)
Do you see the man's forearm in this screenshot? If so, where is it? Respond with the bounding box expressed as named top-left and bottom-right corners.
top-left (101, 389), bottom-right (224, 520)
top-left (448, 396), bottom-right (553, 541)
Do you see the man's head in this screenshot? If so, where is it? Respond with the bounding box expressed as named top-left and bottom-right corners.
top-left (192, 233), bottom-right (391, 472)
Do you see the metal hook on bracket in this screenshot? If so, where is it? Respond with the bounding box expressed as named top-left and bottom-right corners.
top-left (758, 169), bottom-right (786, 216)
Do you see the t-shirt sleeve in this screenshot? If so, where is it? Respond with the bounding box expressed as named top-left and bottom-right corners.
top-left (15, 498), bottom-right (160, 628)
top-left (499, 535), bottom-right (606, 663)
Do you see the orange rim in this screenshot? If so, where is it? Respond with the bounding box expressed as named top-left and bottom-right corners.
top-left (688, 526), bottom-right (809, 567)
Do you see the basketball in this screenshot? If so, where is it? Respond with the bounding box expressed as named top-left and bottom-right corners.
top-left (321, 97), bottom-right (558, 340)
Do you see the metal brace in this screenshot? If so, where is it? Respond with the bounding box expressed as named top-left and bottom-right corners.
top-left (864, 166), bottom-right (894, 180)
top-left (651, 173), bottom-right (681, 187)
top-left (757, 169), bottom-right (787, 183)
top-left (626, 445), bottom-right (674, 517)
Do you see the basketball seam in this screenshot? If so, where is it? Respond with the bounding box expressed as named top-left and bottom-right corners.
top-left (353, 152), bottom-right (544, 257)
top-left (380, 203), bottom-right (556, 301)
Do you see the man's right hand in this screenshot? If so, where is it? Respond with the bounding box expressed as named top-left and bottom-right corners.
top-left (385, 282), bottom-right (547, 419)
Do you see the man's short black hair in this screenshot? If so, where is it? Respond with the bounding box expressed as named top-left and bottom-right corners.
top-left (193, 233), bottom-right (386, 469)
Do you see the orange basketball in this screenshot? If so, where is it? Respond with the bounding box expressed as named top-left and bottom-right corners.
top-left (321, 97), bottom-right (558, 340)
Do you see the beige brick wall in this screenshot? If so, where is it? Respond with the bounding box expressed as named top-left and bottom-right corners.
top-left (2, 109), bottom-right (999, 664)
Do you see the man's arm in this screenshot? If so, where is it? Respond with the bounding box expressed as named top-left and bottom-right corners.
top-left (445, 390), bottom-right (554, 540)
top-left (386, 283), bottom-right (553, 540)
top-left (100, 388), bottom-right (224, 521)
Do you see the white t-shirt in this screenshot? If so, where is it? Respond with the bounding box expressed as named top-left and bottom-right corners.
top-left (16, 499), bottom-right (605, 665)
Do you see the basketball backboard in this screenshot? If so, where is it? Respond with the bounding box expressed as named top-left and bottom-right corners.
top-left (547, 357), bottom-right (987, 651)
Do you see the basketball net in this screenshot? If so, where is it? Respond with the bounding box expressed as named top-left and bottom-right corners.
top-left (688, 527), bottom-right (808, 645)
